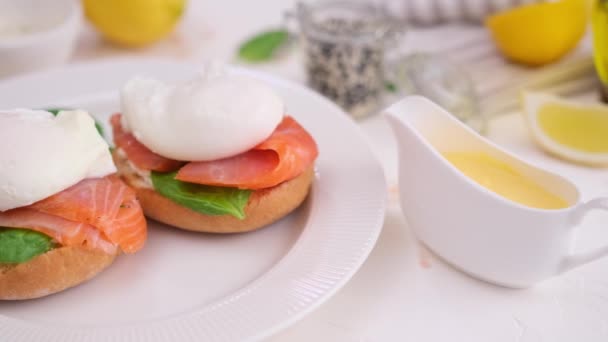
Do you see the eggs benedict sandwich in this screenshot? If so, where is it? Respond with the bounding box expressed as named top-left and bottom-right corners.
top-left (0, 109), bottom-right (147, 300)
top-left (111, 65), bottom-right (318, 233)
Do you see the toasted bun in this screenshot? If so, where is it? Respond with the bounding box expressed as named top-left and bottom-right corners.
top-left (113, 150), bottom-right (314, 233)
top-left (0, 246), bottom-right (116, 300)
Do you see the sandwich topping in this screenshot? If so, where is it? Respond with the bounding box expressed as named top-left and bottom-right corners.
top-left (114, 68), bottom-right (319, 219)
top-left (0, 110), bottom-right (146, 264)
top-left (112, 115), bottom-right (318, 189)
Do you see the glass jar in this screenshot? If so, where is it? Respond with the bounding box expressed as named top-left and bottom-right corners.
top-left (292, 1), bottom-right (405, 118)
top-left (286, 1), bottom-right (484, 132)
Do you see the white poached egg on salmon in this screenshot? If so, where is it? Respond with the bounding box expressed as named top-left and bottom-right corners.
top-left (0, 109), bottom-right (115, 211)
top-left (120, 64), bottom-right (284, 162)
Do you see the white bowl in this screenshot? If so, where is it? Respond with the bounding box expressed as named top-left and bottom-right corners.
top-left (0, 0), bottom-right (80, 78)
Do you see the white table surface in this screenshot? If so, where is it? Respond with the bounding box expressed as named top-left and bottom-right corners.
top-left (61, 1), bottom-right (608, 340)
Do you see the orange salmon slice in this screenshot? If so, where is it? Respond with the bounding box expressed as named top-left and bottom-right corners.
top-left (176, 116), bottom-right (319, 189)
top-left (0, 176), bottom-right (147, 254)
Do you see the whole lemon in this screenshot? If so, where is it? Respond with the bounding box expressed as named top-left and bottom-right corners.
top-left (83, 0), bottom-right (186, 47)
top-left (485, 0), bottom-right (588, 66)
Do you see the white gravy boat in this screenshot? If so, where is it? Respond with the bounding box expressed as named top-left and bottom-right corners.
top-left (385, 96), bottom-right (608, 288)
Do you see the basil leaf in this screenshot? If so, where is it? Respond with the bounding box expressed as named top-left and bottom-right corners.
top-left (45, 108), bottom-right (62, 115)
top-left (385, 81), bottom-right (398, 93)
top-left (44, 108), bottom-right (105, 137)
top-left (151, 171), bottom-right (252, 219)
top-left (238, 29), bottom-right (289, 62)
top-left (0, 228), bottom-right (55, 264)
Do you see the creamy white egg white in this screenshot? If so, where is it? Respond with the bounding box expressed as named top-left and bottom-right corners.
top-left (0, 109), bottom-right (116, 211)
top-left (120, 64), bottom-right (284, 161)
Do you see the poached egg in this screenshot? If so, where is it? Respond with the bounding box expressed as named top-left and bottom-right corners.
top-left (120, 64), bottom-right (284, 161)
top-left (0, 109), bottom-right (115, 211)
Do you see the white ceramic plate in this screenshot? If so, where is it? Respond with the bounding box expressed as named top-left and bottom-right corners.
top-left (0, 59), bottom-right (386, 341)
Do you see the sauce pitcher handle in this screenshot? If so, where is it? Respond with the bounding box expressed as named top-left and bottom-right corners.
top-left (560, 197), bottom-right (608, 273)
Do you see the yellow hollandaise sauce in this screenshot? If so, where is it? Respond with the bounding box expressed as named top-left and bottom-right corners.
top-left (443, 151), bottom-right (569, 210)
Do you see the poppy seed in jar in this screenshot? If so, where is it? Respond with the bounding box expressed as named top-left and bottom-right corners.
top-left (303, 18), bottom-right (386, 118)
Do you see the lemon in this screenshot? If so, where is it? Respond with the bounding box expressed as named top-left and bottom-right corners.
top-left (522, 91), bottom-right (608, 166)
top-left (485, 0), bottom-right (589, 66)
top-left (83, 0), bottom-right (186, 47)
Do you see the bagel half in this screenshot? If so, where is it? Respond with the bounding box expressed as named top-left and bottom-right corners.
top-left (113, 150), bottom-right (314, 233)
top-left (0, 246), bottom-right (117, 300)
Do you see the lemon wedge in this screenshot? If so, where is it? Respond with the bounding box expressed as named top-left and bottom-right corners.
top-left (522, 92), bottom-right (608, 166)
top-left (485, 0), bottom-right (588, 66)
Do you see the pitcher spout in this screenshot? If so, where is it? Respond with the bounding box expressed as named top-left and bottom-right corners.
top-left (383, 95), bottom-right (430, 152)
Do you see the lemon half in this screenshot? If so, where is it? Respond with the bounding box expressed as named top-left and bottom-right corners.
top-left (522, 92), bottom-right (608, 166)
top-left (485, 0), bottom-right (588, 66)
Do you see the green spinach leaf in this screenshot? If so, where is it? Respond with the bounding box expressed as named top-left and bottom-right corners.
top-left (0, 228), bottom-right (55, 264)
top-left (151, 171), bottom-right (252, 219)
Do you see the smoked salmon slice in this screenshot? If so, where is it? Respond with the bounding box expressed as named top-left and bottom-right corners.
top-left (111, 114), bottom-right (183, 172)
top-left (0, 208), bottom-right (117, 255)
top-left (176, 116), bottom-right (318, 189)
top-left (30, 175), bottom-right (147, 254)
